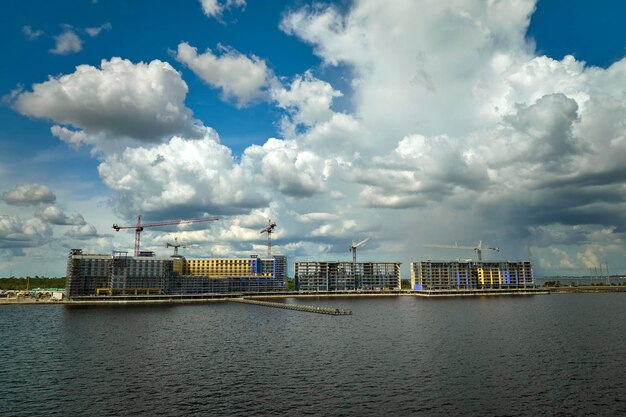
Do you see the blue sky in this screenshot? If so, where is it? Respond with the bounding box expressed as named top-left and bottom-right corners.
top-left (1, 0), bottom-right (625, 278)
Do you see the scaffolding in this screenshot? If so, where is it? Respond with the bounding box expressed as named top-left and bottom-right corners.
top-left (65, 249), bottom-right (112, 298)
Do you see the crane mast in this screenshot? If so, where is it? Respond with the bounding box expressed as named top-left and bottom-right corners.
top-left (166, 237), bottom-right (187, 257)
top-left (260, 220), bottom-right (277, 257)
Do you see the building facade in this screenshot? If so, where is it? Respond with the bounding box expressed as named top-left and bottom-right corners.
top-left (295, 261), bottom-right (401, 291)
top-left (66, 249), bottom-right (287, 298)
top-left (411, 260), bottom-right (534, 290)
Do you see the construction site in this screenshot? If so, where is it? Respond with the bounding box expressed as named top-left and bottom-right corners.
top-left (411, 260), bottom-right (534, 290)
top-left (66, 250), bottom-right (287, 298)
top-left (64, 215), bottom-right (287, 299)
top-left (62, 214), bottom-right (538, 300)
top-left (413, 240), bottom-right (534, 291)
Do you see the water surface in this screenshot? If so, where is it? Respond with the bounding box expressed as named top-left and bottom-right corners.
top-left (1, 294), bottom-right (624, 416)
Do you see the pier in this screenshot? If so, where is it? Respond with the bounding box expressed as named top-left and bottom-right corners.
top-left (231, 298), bottom-right (352, 315)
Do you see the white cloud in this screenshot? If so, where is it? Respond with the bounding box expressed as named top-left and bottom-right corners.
top-left (176, 42), bottom-right (273, 107)
top-left (64, 223), bottom-right (99, 239)
top-left (85, 22), bottom-right (112, 37)
top-left (271, 71), bottom-right (342, 127)
top-left (0, 216), bottom-right (52, 249)
top-left (1, 184), bottom-right (56, 206)
top-left (297, 212), bottom-right (338, 223)
top-left (14, 58), bottom-right (204, 145)
top-left (9, 0), bottom-right (626, 276)
top-left (253, 138), bottom-right (327, 197)
top-left (199, 0), bottom-right (246, 19)
top-left (36, 206), bottom-right (86, 226)
top-left (22, 25), bottom-right (43, 40)
top-left (97, 132), bottom-right (269, 218)
top-left (50, 125), bottom-right (91, 148)
top-left (50, 28), bottom-right (82, 55)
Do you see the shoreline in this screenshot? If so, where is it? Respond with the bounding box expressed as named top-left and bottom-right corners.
top-left (2, 286), bottom-right (623, 306)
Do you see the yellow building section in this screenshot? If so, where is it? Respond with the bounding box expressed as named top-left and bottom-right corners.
top-left (478, 267), bottom-right (503, 286)
top-left (184, 258), bottom-right (270, 279)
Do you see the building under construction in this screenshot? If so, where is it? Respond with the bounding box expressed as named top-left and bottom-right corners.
top-left (295, 261), bottom-right (401, 291)
top-left (66, 249), bottom-right (287, 299)
top-left (411, 260), bottom-right (534, 291)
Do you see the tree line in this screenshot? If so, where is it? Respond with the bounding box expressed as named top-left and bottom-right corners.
top-left (0, 277), bottom-right (66, 290)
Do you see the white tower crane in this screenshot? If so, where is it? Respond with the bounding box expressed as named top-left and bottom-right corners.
top-left (424, 240), bottom-right (499, 261)
top-left (349, 237), bottom-right (371, 263)
top-left (166, 237), bottom-right (187, 257)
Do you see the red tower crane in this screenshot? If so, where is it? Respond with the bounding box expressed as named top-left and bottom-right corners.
top-left (113, 215), bottom-right (218, 256)
top-left (260, 219), bottom-right (277, 257)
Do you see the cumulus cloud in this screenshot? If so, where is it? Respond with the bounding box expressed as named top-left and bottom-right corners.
top-left (50, 125), bottom-right (92, 148)
top-left (0, 216), bottom-right (52, 249)
top-left (10, 0), bottom-right (626, 276)
top-left (271, 0), bottom-right (626, 274)
top-left (97, 132), bottom-right (269, 218)
top-left (85, 22), bottom-right (112, 37)
top-left (64, 223), bottom-right (99, 239)
top-left (252, 138), bottom-right (327, 197)
top-left (22, 25), bottom-right (43, 40)
top-left (36, 206), bottom-right (86, 226)
top-left (297, 212), bottom-right (339, 223)
top-left (13, 58), bottom-right (204, 145)
top-left (176, 42), bottom-right (273, 107)
top-left (199, 0), bottom-right (246, 19)
top-left (50, 27), bottom-right (82, 55)
top-left (1, 184), bottom-right (56, 206)
top-left (96, 128), bottom-right (336, 221)
top-left (271, 71), bottom-right (342, 127)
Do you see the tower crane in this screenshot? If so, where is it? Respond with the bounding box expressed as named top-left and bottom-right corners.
top-left (424, 240), bottom-right (499, 261)
top-left (166, 237), bottom-right (187, 257)
top-left (113, 215), bottom-right (218, 256)
top-left (260, 220), bottom-right (277, 257)
top-left (349, 237), bottom-right (370, 263)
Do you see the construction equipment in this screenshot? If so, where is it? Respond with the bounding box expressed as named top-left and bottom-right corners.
top-left (349, 237), bottom-right (370, 263)
top-left (113, 215), bottom-right (218, 256)
top-left (260, 220), bottom-right (277, 257)
top-left (166, 237), bottom-right (187, 257)
top-left (424, 240), bottom-right (499, 261)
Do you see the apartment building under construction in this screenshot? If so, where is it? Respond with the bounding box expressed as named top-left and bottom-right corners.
top-left (66, 249), bottom-right (287, 298)
top-left (295, 261), bottom-right (401, 291)
top-left (411, 260), bottom-right (533, 290)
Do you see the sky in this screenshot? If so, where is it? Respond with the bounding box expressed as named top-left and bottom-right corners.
top-left (1, 0), bottom-right (625, 278)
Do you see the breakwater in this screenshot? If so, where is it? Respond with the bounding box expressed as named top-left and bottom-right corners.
top-left (230, 298), bottom-right (352, 315)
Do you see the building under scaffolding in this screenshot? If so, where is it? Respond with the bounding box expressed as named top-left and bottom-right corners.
top-left (66, 249), bottom-right (287, 298)
top-left (295, 261), bottom-right (401, 291)
top-left (411, 260), bottom-right (534, 290)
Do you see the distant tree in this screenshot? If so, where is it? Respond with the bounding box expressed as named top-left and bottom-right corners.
top-left (0, 277), bottom-right (66, 290)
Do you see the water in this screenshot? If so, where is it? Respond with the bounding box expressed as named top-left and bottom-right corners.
top-left (1, 294), bottom-right (625, 416)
